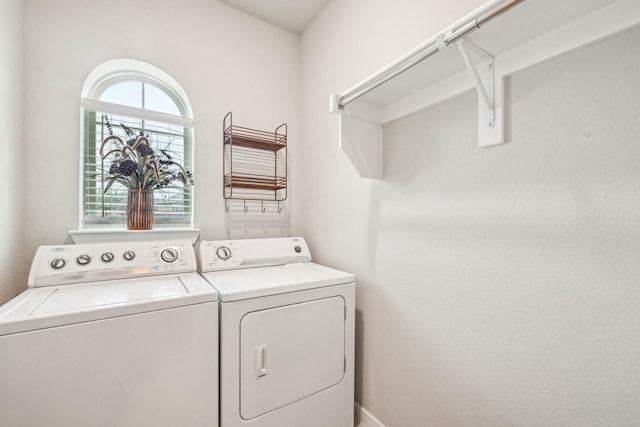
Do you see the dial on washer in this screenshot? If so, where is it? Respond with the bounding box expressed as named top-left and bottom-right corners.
top-left (76, 254), bottom-right (91, 266)
top-left (160, 248), bottom-right (179, 263)
top-left (101, 252), bottom-right (114, 263)
top-left (50, 258), bottom-right (66, 270)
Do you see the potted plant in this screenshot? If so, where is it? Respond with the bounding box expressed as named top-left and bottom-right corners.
top-left (100, 115), bottom-right (193, 230)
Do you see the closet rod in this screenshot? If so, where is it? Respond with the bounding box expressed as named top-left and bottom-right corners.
top-left (336, 0), bottom-right (524, 108)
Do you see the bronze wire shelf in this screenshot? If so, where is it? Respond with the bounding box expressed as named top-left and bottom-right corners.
top-left (223, 112), bottom-right (287, 212)
top-left (223, 173), bottom-right (287, 191)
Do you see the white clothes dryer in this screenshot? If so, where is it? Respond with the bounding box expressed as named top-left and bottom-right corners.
top-left (0, 240), bottom-right (218, 427)
top-left (198, 237), bottom-right (355, 427)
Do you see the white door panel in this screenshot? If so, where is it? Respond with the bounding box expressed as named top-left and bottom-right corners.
top-left (240, 296), bottom-right (345, 419)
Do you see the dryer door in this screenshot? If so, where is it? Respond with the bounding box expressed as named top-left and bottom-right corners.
top-left (239, 296), bottom-right (346, 420)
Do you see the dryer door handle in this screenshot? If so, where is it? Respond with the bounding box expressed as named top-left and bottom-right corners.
top-left (255, 345), bottom-right (268, 379)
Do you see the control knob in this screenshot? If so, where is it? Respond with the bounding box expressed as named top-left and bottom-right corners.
top-left (160, 248), bottom-right (179, 263)
top-left (216, 246), bottom-right (232, 261)
top-left (50, 258), bottom-right (66, 270)
top-left (123, 251), bottom-right (136, 261)
top-left (101, 252), bottom-right (114, 263)
top-left (76, 254), bottom-right (91, 266)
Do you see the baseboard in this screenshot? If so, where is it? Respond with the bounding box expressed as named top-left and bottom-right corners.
top-left (354, 402), bottom-right (385, 427)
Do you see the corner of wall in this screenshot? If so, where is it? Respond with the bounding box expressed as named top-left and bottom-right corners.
top-left (0, 0), bottom-right (25, 304)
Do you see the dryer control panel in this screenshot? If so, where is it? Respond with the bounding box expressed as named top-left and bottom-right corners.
top-left (199, 237), bottom-right (311, 272)
top-left (28, 240), bottom-right (196, 287)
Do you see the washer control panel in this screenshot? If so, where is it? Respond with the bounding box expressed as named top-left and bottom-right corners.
top-left (28, 240), bottom-right (196, 287)
top-left (198, 237), bottom-right (311, 272)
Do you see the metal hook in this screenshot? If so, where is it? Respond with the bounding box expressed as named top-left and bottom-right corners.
top-left (225, 199), bottom-right (229, 212)
top-left (243, 200), bottom-right (248, 213)
top-left (261, 200), bottom-right (266, 213)
top-left (278, 201), bottom-right (283, 213)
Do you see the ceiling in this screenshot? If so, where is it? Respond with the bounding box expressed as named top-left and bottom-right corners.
top-left (219, 0), bottom-right (330, 34)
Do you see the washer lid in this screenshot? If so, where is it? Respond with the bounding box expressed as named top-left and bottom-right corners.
top-left (0, 272), bottom-right (217, 335)
top-left (200, 262), bottom-right (354, 302)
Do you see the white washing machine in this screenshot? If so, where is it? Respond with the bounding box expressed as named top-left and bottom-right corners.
top-left (198, 237), bottom-right (355, 427)
top-left (0, 240), bottom-right (218, 427)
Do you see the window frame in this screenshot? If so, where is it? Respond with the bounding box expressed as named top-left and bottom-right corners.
top-left (79, 59), bottom-right (195, 231)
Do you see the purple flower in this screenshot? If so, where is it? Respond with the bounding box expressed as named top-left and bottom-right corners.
top-left (136, 144), bottom-right (154, 156)
top-left (118, 159), bottom-right (138, 176)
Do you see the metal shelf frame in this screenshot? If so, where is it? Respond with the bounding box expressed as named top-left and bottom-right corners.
top-left (223, 112), bottom-right (287, 212)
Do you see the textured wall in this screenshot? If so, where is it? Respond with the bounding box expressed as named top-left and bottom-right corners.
top-left (0, 0), bottom-right (24, 304)
top-left (299, 1), bottom-right (640, 425)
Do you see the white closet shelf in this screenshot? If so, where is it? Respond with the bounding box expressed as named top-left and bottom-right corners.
top-left (329, 0), bottom-right (640, 179)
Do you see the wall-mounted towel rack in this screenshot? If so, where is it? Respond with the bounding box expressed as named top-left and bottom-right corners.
top-left (330, 0), bottom-right (640, 179)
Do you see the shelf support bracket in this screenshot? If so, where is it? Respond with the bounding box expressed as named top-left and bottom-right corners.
top-left (329, 94), bottom-right (383, 179)
top-left (457, 39), bottom-right (494, 127)
top-left (457, 39), bottom-right (504, 148)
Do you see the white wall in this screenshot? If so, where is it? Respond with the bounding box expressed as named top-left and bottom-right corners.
top-left (299, 1), bottom-right (640, 426)
top-left (0, 0), bottom-right (25, 304)
top-left (9, 0), bottom-right (299, 301)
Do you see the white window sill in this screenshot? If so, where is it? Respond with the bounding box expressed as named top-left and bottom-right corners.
top-left (69, 229), bottom-right (201, 244)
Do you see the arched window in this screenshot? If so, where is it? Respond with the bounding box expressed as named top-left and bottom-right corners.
top-left (80, 60), bottom-right (194, 229)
